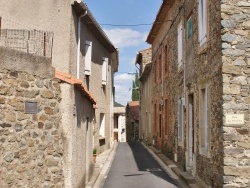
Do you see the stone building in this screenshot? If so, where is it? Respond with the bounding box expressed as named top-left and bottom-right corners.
top-left (126, 101), bottom-right (140, 142)
top-left (135, 48), bottom-right (154, 144)
top-left (145, 0), bottom-right (250, 187)
top-left (0, 0), bottom-right (118, 187)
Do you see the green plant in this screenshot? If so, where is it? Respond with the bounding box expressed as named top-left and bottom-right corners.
top-left (93, 148), bottom-right (97, 154)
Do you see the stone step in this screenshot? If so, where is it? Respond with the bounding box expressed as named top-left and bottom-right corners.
top-left (179, 172), bottom-right (196, 185)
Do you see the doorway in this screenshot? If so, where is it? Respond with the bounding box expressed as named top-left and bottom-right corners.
top-left (187, 94), bottom-right (195, 175)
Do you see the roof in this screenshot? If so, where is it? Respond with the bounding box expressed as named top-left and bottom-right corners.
top-left (139, 63), bottom-right (152, 82)
top-left (55, 70), bottom-right (97, 104)
top-left (127, 101), bottom-right (139, 121)
top-left (146, 0), bottom-right (174, 44)
top-left (135, 47), bottom-right (152, 65)
top-left (72, 1), bottom-right (119, 72)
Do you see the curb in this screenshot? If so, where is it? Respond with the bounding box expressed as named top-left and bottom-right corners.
top-left (86, 142), bottom-right (118, 188)
top-left (140, 142), bottom-right (200, 188)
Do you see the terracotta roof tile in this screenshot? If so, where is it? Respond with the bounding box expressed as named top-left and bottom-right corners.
top-left (55, 70), bottom-right (97, 104)
top-left (127, 101), bottom-right (140, 121)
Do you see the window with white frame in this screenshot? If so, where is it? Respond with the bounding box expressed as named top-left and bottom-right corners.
top-left (178, 98), bottom-right (183, 144)
top-left (102, 57), bottom-right (108, 85)
top-left (198, 0), bottom-right (207, 46)
top-left (177, 22), bottom-right (183, 67)
top-left (85, 41), bottom-right (92, 75)
top-left (200, 86), bottom-right (209, 155)
top-left (99, 113), bottom-right (105, 138)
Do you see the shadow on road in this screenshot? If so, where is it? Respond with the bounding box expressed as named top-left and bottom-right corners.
top-left (127, 141), bottom-right (178, 186)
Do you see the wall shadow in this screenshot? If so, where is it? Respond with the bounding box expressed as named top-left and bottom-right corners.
top-left (127, 142), bottom-right (179, 187)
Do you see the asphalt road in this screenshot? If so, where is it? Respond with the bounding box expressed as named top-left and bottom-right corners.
top-left (102, 142), bottom-right (179, 188)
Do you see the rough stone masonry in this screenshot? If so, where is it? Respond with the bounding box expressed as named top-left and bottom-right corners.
top-left (222, 0), bottom-right (250, 187)
top-left (0, 47), bottom-right (64, 188)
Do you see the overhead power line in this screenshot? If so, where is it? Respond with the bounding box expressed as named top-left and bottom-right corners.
top-left (87, 21), bottom-right (172, 27)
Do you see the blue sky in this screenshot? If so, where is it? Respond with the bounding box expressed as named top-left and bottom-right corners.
top-left (84, 0), bottom-right (162, 106)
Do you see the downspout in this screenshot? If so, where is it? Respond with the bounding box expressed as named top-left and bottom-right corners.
top-left (135, 64), bottom-right (141, 140)
top-left (77, 10), bottom-right (87, 79)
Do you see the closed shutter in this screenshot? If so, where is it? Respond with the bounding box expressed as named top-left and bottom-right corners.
top-left (198, 0), bottom-right (207, 46)
top-left (85, 41), bottom-right (92, 75)
top-left (178, 22), bottom-right (183, 66)
top-left (102, 57), bottom-right (108, 85)
top-left (204, 87), bottom-right (208, 150)
top-left (178, 99), bottom-right (182, 142)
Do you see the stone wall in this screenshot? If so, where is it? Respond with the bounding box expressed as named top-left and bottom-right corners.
top-left (0, 47), bottom-right (64, 187)
top-left (221, 1), bottom-right (250, 187)
top-left (151, 0), bottom-right (224, 186)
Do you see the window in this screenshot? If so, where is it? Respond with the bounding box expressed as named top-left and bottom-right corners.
top-left (99, 113), bottom-right (105, 138)
top-left (154, 103), bottom-right (157, 133)
top-left (85, 41), bottom-right (92, 75)
top-left (187, 16), bottom-right (193, 38)
top-left (177, 22), bottom-right (183, 67)
top-left (158, 54), bottom-right (162, 82)
top-left (164, 99), bottom-right (168, 136)
top-left (154, 60), bottom-right (157, 83)
top-left (178, 98), bottom-right (183, 144)
top-left (102, 57), bottom-right (108, 85)
top-left (164, 44), bottom-right (169, 77)
top-left (198, 0), bottom-right (207, 46)
top-left (200, 86), bottom-right (209, 154)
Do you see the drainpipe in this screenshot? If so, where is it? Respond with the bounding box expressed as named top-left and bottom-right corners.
top-left (135, 64), bottom-right (141, 140)
top-left (77, 10), bottom-right (87, 79)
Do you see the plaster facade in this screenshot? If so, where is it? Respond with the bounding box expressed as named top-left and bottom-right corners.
top-left (0, 0), bottom-right (118, 187)
top-left (145, 0), bottom-right (250, 187)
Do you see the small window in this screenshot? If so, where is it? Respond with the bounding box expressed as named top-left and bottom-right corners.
top-left (187, 16), bottom-right (193, 38)
top-left (102, 57), bottom-right (108, 85)
top-left (85, 41), bottom-right (92, 75)
top-left (200, 86), bottom-right (209, 153)
top-left (178, 98), bottom-right (183, 144)
top-left (99, 113), bottom-right (105, 138)
top-left (198, 0), bottom-right (207, 46)
top-left (177, 22), bottom-right (183, 67)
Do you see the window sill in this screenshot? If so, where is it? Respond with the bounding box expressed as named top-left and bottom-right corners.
top-left (199, 147), bottom-right (210, 158)
top-left (198, 42), bottom-right (208, 54)
top-left (99, 137), bottom-right (106, 140)
top-left (178, 64), bottom-right (183, 73)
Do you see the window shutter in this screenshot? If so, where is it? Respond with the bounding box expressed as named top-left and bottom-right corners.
top-left (85, 41), bottom-right (92, 75)
top-left (102, 57), bottom-right (108, 85)
top-left (202, 0), bottom-right (207, 44)
top-left (198, 0), bottom-right (207, 46)
top-left (178, 22), bottom-right (183, 66)
top-left (178, 99), bottom-right (182, 141)
top-left (204, 87), bottom-right (208, 149)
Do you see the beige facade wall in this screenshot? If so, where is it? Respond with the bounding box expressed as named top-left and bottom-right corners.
top-left (0, 0), bottom-right (78, 73)
top-left (0, 0), bottom-right (117, 186)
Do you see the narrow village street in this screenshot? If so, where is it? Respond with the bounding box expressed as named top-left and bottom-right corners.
top-left (0, 0), bottom-right (249, 187)
top-left (100, 142), bottom-right (179, 188)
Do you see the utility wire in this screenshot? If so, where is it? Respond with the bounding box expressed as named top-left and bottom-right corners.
top-left (87, 21), bottom-right (172, 27)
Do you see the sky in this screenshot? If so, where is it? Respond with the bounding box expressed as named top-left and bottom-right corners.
top-left (84, 0), bottom-right (162, 106)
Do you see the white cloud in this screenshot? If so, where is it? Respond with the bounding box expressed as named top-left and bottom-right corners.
top-left (114, 73), bottom-right (135, 105)
top-left (114, 73), bottom-right (134, 83)
top-left (104, 28), bottom-right (147, 48)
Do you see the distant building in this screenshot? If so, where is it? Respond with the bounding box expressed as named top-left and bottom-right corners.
top-left (113, 103), bottom-right (126, 142)
top-left (135, 48), bottom-right (153, 143)
top-left (126, 101), bottom-right (140, 142)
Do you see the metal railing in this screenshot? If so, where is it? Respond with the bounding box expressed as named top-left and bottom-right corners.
top-left (0, 17), bottom-right (53, 58)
